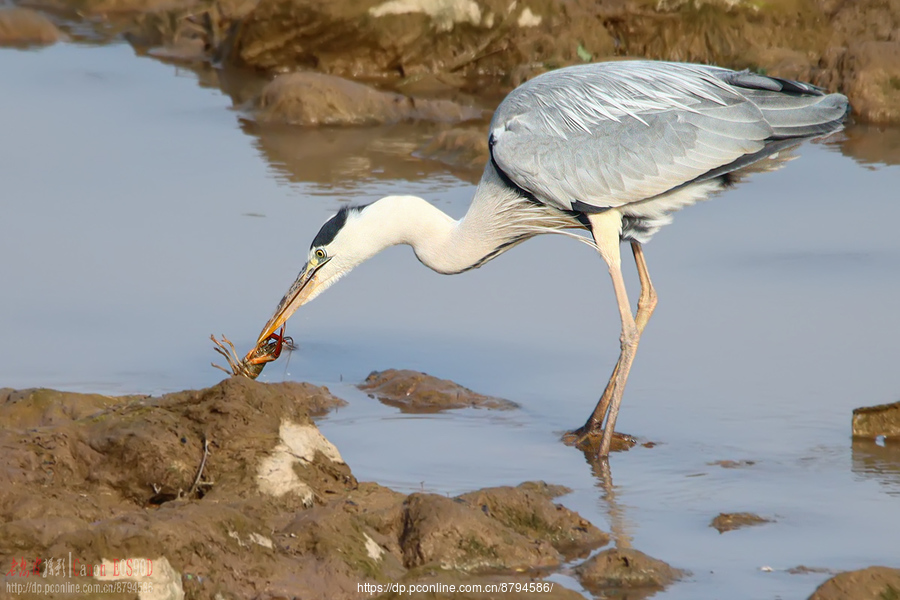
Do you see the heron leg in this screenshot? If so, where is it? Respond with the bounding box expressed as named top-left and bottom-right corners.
top-left (575, 240), bottom-right (657, 439)
top-left (568, 211), bottom-right (645, 457)
top-left (632, 241), bottom-right (658, 333)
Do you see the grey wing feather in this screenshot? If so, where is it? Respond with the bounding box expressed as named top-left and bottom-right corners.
top-left (489, 61), bottom-right (848, 213)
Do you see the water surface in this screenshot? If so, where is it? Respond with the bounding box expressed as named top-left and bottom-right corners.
top-left (2, 42), bottom-right (899, 599)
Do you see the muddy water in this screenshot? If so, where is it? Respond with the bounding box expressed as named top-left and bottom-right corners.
top-left (3, 42), bottom-right (900, 598)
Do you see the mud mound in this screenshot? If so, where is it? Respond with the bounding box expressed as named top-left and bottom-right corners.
top-left (0, 379), bottom-right (608, 598)
top-left (853, 399), bottom-right (900, 439)
top-left (710, 512), bottom-right (773, 533)
top-left (0, 378), bottom-right (356, 598)
top-left (575, 547), bottom-right (687, 597)
top-left (458, 482), bottom-right (609, 561)
top-left (807, 566), bottom-right (900, 600)
top-left (253, 72), bottom-right (486, 126)
top-left (359, 369), bottom-right (519, 413)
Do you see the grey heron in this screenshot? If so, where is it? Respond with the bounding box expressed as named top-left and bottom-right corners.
top-left (252, 60), bottom-right (849, 457)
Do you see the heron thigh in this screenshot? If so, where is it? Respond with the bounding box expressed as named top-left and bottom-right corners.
top-left (587, 209), bottom-right (624, 270)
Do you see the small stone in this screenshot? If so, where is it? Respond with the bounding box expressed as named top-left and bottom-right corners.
top-left (710, 512), bottom-right (772, 533)
top-left (359, 369), bottom-right (518, 413)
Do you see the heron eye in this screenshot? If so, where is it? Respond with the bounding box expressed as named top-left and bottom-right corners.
top-left (314, 248), bottom-right (327, 260)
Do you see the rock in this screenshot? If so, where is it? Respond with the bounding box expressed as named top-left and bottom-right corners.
top-left (710, 512), bottom-right (772, 533)
top-left (853, 400), bottom-right (900, 440)
top-left (399, 492), bottom-right (561, 572)
top-left (0, 7), bottom-right (62, 47)
top-left (458, 482), bottom-right (609, 560)
top-left (807, 566), bottom-right (900, 600)
top-left (252, 72), bottom-right (484, 126)
top-left (575, 548), bottom-right (686, 596)
top-left (359, 369), bottom-right (519, 413)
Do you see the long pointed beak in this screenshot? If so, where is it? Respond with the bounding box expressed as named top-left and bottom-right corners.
top-left (255, 258), bottom-right (328, 346)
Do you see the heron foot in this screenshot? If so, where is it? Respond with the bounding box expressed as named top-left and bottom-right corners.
top-left (561, 426), bottom-right (637, 455)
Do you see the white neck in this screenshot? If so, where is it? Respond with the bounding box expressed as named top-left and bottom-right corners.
top-left (348, 195), bottom-right (505, 274)
top-left (334, 164), bottom-right (581, 277)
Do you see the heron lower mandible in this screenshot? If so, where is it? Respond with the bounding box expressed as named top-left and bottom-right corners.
top-left (252, 60), bottom-right (849, 457)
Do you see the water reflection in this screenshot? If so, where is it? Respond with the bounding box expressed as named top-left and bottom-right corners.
top-left (825, 124), bottom-right (900, 167)
top-left (851, 439), bottom-right (900, 496)
top-left (241, 121), bottom-right (441, 190)
top-left (589, 460), bottom-right (635, 551)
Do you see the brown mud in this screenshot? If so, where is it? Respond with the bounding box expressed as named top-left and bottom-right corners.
top-left (0, 378), bottom-right (684, 599)
top-left (853, 400), bottom-right (900, 440)
top-left (10, 0), bottom-right (900, 123)
top-left (709, 512), bottom-right (773, 533)
top-left (3, 0), bottom-right (899, 124)
top-left (575, 548), bottom-right (687, 599)
top-left (253, 72), bottom-right (487, 127)
top-left (359, 369), bottom-right (519, 413)
top-left (807, 566), bottom-right (900, 600)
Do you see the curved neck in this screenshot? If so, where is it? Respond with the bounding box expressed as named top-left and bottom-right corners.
top-left (345, 164), bottom-right (575, 275)
top-left (354, 195), bottom-right (503, 274)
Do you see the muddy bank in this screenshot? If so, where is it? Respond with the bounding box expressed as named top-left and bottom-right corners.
top-left (56, 0), bottom-right (900, 125)
top-left (0, 378), bottom-right (686, 599)
top-left (8, 0), bottom-right (900, 122)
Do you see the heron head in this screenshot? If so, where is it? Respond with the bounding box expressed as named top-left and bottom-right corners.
top-left (254, 204), bottom-right (375, 346)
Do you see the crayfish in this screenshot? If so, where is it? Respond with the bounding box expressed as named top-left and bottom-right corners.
top-left (210, 328), bottom-right (294, 380)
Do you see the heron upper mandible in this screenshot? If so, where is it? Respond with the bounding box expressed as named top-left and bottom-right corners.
top-left (253, 60), bottom-right (850, 457)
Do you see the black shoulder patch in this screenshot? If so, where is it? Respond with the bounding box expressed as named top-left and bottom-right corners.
top-left (571, 200), bottom-right (609, 214)
top-left (310, 204), bottom-right (370, 249)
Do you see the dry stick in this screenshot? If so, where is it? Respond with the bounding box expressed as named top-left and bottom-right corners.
top-left (189, 436), bottom-right (210, 496)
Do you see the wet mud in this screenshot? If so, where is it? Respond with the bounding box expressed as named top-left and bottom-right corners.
top-left (575, 548), bottom-right (687, 599)
top-left (4, 0), bottom-right (900, 123)
top-left (0, 378), bottom-right (686, 599)
top-left (709, 512), bottom-right (773, 534)
top-left (359, 369), bottom-right (519, 413)
top-left (807, 566), bottom-right (900, 600)
top-left (253, 72), bottom-right (487, 127)
top-left (853, 400), bottom-right (900, 440)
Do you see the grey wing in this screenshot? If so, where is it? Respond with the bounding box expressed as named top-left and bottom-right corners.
top-left (489, 61), bottom-right (843, 213)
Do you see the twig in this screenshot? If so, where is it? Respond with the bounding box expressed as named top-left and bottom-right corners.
top-left (189, 436), bottom-right (210, 496)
